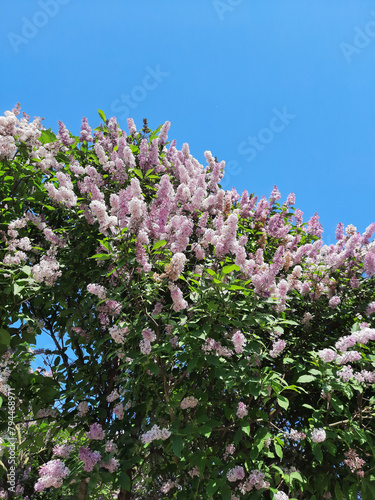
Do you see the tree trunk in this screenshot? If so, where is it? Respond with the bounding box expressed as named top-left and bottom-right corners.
top-left (118, 488), bottom-right (131, 500)
top-left (76, 478), bottom-right (88, 500)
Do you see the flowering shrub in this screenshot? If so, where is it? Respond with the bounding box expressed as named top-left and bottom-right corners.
top-left (0, 105), bottom-right (374, 499)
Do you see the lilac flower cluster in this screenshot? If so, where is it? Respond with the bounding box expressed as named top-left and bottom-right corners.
top-left (34, 459), bottom-right (70, 492)
top-left (344, 448), bottom-right (365, 477)
top-left (236, 402), bottom-right (248, 419)
top-left (78, 446), bottom-right (102, 472)
top-left (180, 396), bottom-right (198, 409)
top-left (86, 423), bottom-right (105, 440)
top-left (140, 424), bottom-right (171, 444)
top-left (310, 428), bottom-right (326, 443)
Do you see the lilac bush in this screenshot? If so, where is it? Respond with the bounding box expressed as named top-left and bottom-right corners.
top-left (0, 105), bottom-right (374, 499)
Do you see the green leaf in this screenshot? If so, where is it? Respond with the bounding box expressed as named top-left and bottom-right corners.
top-left (198, 425), bottom-right (212, 437)
top-left (134, 168), bottom-right (143, 179)
top-left (242, 424), bottom-right (250, 436)
top-left (118, 473), bottom-right (131, 491)
top-left (274, 441), bottom-right (283, 459)
top-left (277, 394), bottom-right (289, 410)
top-left (0, 329), bottom-right (11, 346)
top-left (312, 443), bottom-right (323, 463)
top-left (98, 109), bottom-right (106, 122)
top-left (89, 253), bottom-right (112, 260)
top-left (152, 240), bottom-right (167, 250)
top-left (221, 264), bottom-right (240, 275)
top-left (297, 375), bottom-right (316, 383)
top-left (173, 435), bottom-right (184, 457)
top-left (207, 480), bottom-right (219, 496)
top-left (221, 484), bottom-right (231, 500)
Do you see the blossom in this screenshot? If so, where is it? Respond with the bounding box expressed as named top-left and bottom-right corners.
top-left (141, 425), bottom-right (171, 444)
top-left (77, 401), bottom-right (89, 417)
top-left (344, 448), bottom-right (365, 475)
top-left (236, 402), bottom-right (248, 419)
top-left (270, 339), bottom-right (286, 358)
top-left (113, 403), bottom-right (124, 420)
top-left (274, 492), bottom-right (289, 500)
top-left (288, 429), bottom-right (306, 441)
top-left (310, 428), bottom-right (326, 443)
top-left (106, 389), bottom-right (120, 403)
top-left (78, 447), bottom-right (101, 472)
top-left (318, 348), bottom-right (337, 363)
top-left (180, 396), bottom-right (198, 409)
top-left (52, 444), bottom-right (74, 459)
top-left (227, 466), bottom-right (245, 482)
top-left (87, 423), bottom-right (105, 440)
top-left (328, 296), bottom-right (341, 308)
top-left (165, 252), bottom-right (186, 280)
top-left (142, 328), bottom-right (156, 342)
top-left (87, 283), bottom-right (107, 300)
top-left (34, 460), bottom-right (70, 492)
top-left (101, 457), bottom-right (119, 473)
top-left (231, 330), bottom-right (246, 354)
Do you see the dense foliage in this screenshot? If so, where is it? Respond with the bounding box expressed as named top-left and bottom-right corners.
top-left (0, 104), bottom-right (374, 499)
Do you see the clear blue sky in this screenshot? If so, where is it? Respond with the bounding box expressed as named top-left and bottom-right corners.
top-left (2, 0), bottom-right (375, 247)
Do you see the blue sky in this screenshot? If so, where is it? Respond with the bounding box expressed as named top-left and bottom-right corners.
top-left (2, 1), bottom-right (375, 241)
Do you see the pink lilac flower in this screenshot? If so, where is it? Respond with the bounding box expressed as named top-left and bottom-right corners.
top-left (286, 193), bottom-right (295, 206)
top-left (318, 348), bottom-right (337, 363)
top-left (274, 492), bottom-right (289, 500)
top-left (113, 403), bottom-right (124, 420)
top-left (344, 449), bottom-right (365, 476)
top-left (227, 466), bottom-right (245, 482)
top-left (366, 301), bottom-right (375, 315)
top-left (335, 335), bottom-right (356, 352)
top-left (311, 428), bottom-right (326, 443)
top-left (288, 429), bottom-right (307, 441)
top-left (106, 390), bottom-right (120, 403)
top-left (226, 444), bottom-right (236, 455)
top-left (338, 365), bottom-right (354, 382)
top-left (168, 284), bottom-right (188, 311)
top-left (52, 444), bottom-right (74, 459)
top-left (87, 283), bottom-right (107, 300)
top-left (336, 222), bottom-right (345, 240)
top-left (142, 328), bottom-right (156, 342)
top-left (270, 339), bottom-right (286, 358)
top-left (109, 325), bottom-right (127, 344)
top-left (140, 340), bottom-right (151, 355)
top-left (236, 402), bottom-right (248, 419)
top-left (188, 466), bottom-right (200, 478)
top-left (364, 251), bottom-right (375, 277)
top-left (34, 459), bottom-right (70, 492)
top-left (79, 116), bottom-right (93, 142)
top-left (160, 480), bottom-right (177, 493)
top-left (105, 440), bottom-right (118, 454)
top-left (336, 351), bottom-right (362, 365)
top-left (231, 331), bottom-right (246, 354)
top-left (329, 296), bottom-right (341, 308)
top-left (152, 302), bottom-right (163, 315)
top-left (77, 401), bottom-right (89, 417)
top-left (101, 457), bottom-right (119, 473)
top-left (141, 425), bottom-right (171, 444)
top-left (180, 396), bottom-right (198, 409)
top-left (87, 423), bottom-right (105, 440)
top-left (78, 447), bottom-right (101, 472)
top-left (306, 213), bottom-right (323, 237)
top-left (165, 252), bottom-right (186, 280)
